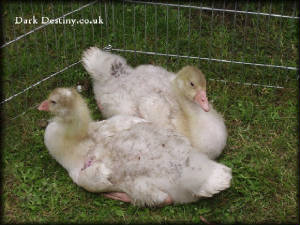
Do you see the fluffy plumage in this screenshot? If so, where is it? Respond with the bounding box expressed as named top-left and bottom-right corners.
top-left (39, 88), bottom-right (232, 207)
top-left (82, 47), bottom-right (227, 159)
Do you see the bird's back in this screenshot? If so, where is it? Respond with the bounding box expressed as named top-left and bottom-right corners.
top-left (93, 121), bottom-right (190, 182)
top-left (97, 64), bottom-right (179, 120)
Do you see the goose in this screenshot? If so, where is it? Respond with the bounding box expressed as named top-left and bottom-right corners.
top-left (38, 87), bottom-right (232, 207)
top-left (82, 47), bottom-right (227, 159)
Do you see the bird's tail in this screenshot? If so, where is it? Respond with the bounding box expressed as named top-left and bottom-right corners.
top-left (82, 47), bottom-right (131, 82)
top-left (180, 151), bottom-right (232, 198)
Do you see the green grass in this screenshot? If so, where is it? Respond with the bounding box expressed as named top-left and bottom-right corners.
top-left (2, 1), bottom-right (299, 224)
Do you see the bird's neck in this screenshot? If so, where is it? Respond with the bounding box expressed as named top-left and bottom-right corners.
top-left (47, 107), bottom-right (92, 174)
top-left (55, 106), bottom-right (92, 141)
top-left (171, 81), bottom-right (200, 118)
top-left (171, 81), bottom-right (201, 139)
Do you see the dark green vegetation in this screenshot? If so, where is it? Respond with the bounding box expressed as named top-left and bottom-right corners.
top-left (2, 1), bottom-right (298, 223)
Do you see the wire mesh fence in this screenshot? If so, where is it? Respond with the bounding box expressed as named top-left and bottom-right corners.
top-left (2, 0), bottom-right (299, 122)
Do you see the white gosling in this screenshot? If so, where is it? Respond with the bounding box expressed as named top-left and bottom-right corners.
top-left (38, 88), bottom-right (232, 207)
top-left (82, 47), bottom-right (227, 159)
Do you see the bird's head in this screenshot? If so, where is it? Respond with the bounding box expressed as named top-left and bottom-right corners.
top-left (38, 88), bottom-right (84, 119)
top-left (174, 66), bottom-right (210, 112)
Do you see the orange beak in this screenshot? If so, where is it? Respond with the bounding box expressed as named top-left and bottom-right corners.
top-left (194, 90), bottom-right (210, 112)
top-left (38, 100), bottom-right (50, 111)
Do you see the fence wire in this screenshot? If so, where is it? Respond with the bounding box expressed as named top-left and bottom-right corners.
top-left (2, 0), bottom-right (299, 122)
top-left (1, 1), bottom-right (97, 48)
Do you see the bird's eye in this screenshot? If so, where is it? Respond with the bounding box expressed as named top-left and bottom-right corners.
top-left (190, 82), bottom-right (194, 87)
top-left (50, 100), bottom-right (56, 104)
